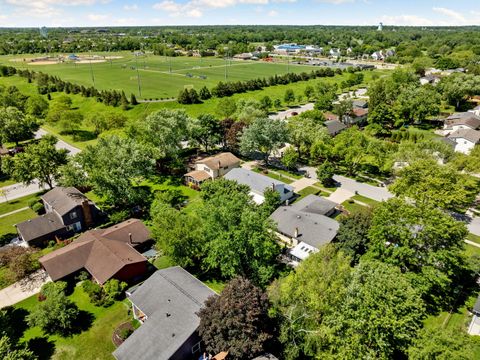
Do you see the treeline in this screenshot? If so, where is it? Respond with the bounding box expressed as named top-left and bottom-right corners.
top-left (0, 65), bottom-right (137, 108)
top-left (178, 66), bottom-right (364, 104)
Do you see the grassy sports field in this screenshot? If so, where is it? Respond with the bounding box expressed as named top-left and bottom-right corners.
top-left (0, 52), bottom-right (323, 99)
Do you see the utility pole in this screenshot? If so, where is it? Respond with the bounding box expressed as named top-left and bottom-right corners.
top-left (136, 54), bottom-right (142, 98)
top-left (89, 51), bottom-right (95, 87)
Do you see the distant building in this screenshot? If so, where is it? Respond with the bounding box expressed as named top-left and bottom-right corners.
top-left (324, 119), bottom-right (347, 136)
top-left (233, 52), bottom-right (253, 60)
top-left (377, 22), bottom-right (383, 31)
top-left (224, 168), bottom-right (294, 204)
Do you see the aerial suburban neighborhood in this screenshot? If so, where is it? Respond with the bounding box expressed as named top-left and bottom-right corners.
top-left (0, 1), bottom-right (480, 359)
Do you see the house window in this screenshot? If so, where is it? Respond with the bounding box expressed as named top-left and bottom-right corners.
top-left (70, 211), bottom-right (78, 220)
top-left (191, 342), bottom-right (201, 354)
top-left (72, 222), bottom-right (82, 232)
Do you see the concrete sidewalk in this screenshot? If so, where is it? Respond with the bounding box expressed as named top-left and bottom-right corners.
top-left (0, 270), bottom-right (51, 308)
top-left (290, 177), bottom-right (317, 192)
top-left (327, 188), bottom-right (355, 204)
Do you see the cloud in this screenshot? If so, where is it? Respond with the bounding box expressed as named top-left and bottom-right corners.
top-left (123, 4), bottom-right (138, 11)
top-left (268, 9), bottom-right (278, 16)
top-left (187, 8), bottom-right (202, 17)
top-left (153, 0), bottom-right (202, 18)
top-left (5, 0), bottom-right (110, 18)
top-left (433, 7), bottom-right (467, 24)
top-left (316, 0), bottom-right (355, 3)
top-left (87, 13), bottom-right (108, 21)
top-left (153, 0), bottom-right (182, 12)
top-left (380, 14), bottom-right (434, 26)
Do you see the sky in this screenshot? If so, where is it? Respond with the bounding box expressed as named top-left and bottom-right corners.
top-left (0, 0), bottom-right (479, 28)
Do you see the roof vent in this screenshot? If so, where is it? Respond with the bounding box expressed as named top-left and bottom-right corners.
top-left (172, 333), bottom-right (175, 337)
top-left (166, 313), bottom-right (171, 317)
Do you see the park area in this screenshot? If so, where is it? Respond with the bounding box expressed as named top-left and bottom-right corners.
top-left (0, 52), bottom-right (323, 99)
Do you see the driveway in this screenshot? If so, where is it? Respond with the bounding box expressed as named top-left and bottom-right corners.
top-left (299, 166), bottom-right (394, 202)
top-left (0, 270), bottom-right (51, 308)
top-left (269, 103), bottom-right (314, 121)
top-left (290, 177), bottom-right (317, 192)
top-left (327, 188), bottom-right (355, 204)
top-left (35, 128), bottom-right (81, 155)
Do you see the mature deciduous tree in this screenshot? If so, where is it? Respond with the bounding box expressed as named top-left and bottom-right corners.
top-left (0, 106), bottom-right (37, 146)
top-left (2, 135), bottom-right (68, 189)
top-left (0, 335), bottom-right (36, 360)
top-left (198, 277), bottom-right (273, 360)
top-left (240, 118), bottom-right (288, 165)
top-left (189, 114), bottom-right (221, 152)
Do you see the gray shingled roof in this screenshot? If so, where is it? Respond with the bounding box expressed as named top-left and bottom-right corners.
top-left (292, 195), bottom-right (337, 216)
top-left (448, 129), bottom-right (480, 144)
top-left (113, 267), bottom-right (216, 360)
top-left (224, 168), bottom-right (293, 195)
top-left (324, 120), bottom-right (347, 136)
top-left (270, 204), bottom-right (339, 249)
top-left (16, 213), bottom-right (65, 242)
top-left (41, 187), bottom-right (92, 216)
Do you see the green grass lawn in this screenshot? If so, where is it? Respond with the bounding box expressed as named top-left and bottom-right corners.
top-left (15, 285), bottom-right (130, 360)
top-left (0, 208), bottom-right (37, 238)
top-left (341, 200), bottom-right (367, 214)
top-left (297, 186), bottom-right (328, 200)
top-left (0, 193), bottom-right (41, 215)
top-left (467, 233), bottom-right (480, 245)
top-left (351, 194), bottom-right (380, 207)
top-left (252, 168), bottom-right (294, 184)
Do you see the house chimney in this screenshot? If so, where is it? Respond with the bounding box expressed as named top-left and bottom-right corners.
top-left (129, 232), bottom-right (133, 245)
top-left (271, 183), bottom-right (275, 191)
top-left (294, 227), bottom-right (299, 238)
top-left (81, 200), bottom-right (93, 227)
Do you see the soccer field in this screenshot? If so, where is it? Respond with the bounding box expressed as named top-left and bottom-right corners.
top-left (0, 52), bottom-right (321, 99)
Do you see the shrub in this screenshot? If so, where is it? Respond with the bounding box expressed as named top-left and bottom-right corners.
top-left (119, 328), bottom-right (133, 340)
top-left (32, 202), bottom-right (45, 214)
top-left (104, 279), bottom-right (128, 301)
top-left (76, 271), bottom-right (90, 282)
top-left (28, 199), bottom-right (39, 209)
top-left (109, 210), bottom-right (130, 224)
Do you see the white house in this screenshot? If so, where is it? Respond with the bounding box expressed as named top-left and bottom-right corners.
top-left (224, 168), bottom-right (294, 204)
top-left (184, 152), bottom-right (240, 187)
top-left (329, 48), bottom-right (341, 58)
top-left (443, 113), bottom-right (480, 135)
top-left (371, 51), bottom-right (384, 61)
top-left (469, 105), bottom-right (480, 117)
top-left (447, 129), bottom-right (480, 154)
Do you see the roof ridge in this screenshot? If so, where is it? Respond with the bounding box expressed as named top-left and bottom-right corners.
top-left (157, 270), bottom-right (204, 307)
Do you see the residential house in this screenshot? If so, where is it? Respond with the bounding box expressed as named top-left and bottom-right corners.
top-left (39, 218), bottom-right (151, 284)
top-left (329, 48), bottom-right (341, 58)
top-left (420, 74), bottom-right (441, 86)
top-left (16, 187), bottom-right (101, 247)
top-left (270, 195), bottom-right (340, 264)
top-left (343, 107), bottom-right (368, 125)
top-left (371, 51), bottom-right (384, 61)
top-left (352, 99), bottom-right (368, 109)
top-left (224, 168), bottom-right (294, 204)
top-left (447, 129), bottom-right (480, 154)
top-left (468, 294), bottom-right (480, 335)
top-left (444, 112), bottom-right (480, 131)
top-left (324, 119), bottom-right (347, 136)
top-left (113, 266), bottom-right (216, 360)
top-left (233, 53), bottom-right (253, 60)
top-left (184, 152), bottom-right (240, 187)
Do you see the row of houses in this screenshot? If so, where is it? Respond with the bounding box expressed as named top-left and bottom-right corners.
top-left (440, 110), bottom-right (480, 154)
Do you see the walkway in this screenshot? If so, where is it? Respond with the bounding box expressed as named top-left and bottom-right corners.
top-left (0, 207), bottom-right (29, 219)
top-left (468, 217), bottom-right (480, 237)
top-left (290, 177), bottom-right (317, 192)
top-left (327, 188), bottom-right (355, 204)
top-left (0, 270), bottom-right (51, 308)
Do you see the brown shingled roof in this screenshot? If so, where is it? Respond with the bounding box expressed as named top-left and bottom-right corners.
top-left (39, 219), bottom-right (150, 284)
top-left (197, 152), bottom-right (240, 170)
top-left (184, 170), bottom-right (211, 182)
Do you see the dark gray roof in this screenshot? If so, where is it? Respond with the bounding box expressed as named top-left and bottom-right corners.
top-left (16, 213), bottom-right (65, 242)
top-left (252, 354), bottom-right (279, 360)
top-left (324, 119), bottom-right (347, 136)
top-left (113, 267), bottom-right (216, 360)
top-left (270, 204), bottom-right (339, 249)
top-left (224, 168), bottom-right (293, 195)
top-left (292, 194), bottom-right (337, 215)
top-left (353, 99), bottom-right (368, 109)
top-left (41, 187), bottom-right (92, 216)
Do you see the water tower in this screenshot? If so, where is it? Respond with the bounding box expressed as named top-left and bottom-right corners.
top-left (377, 22), bottom-right (383, 31)
top-left (40, 26), bottom-right (48, 38)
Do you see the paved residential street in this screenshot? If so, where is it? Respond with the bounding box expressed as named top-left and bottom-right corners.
top-left (299, 166), bottom-right (394, 202)
top-left (35, 128), bottom-right (81, 155)
top-left (269, 103), bottom-right (314, 120)
top-left (0, 270), bottom-right (51, 308)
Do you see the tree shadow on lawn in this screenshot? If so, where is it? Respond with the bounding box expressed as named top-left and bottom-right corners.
top-left (70, 309), bottom-right (95, 335)
top-left (72, 130), bottom-right (96, 142)
top-left (27, 337), bottom-right (55, 360)
top-left (2, 307), bottom-right (29, 341)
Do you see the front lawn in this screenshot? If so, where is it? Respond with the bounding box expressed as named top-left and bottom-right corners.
top-left (0, 208), bottom-right (37, 238)
top-left (15, 285), bottom-right (130, 360)
top-left (351, 194), bottom-right (380, 207)
top-left (340, 200), bottom-right (367, 215)
top-left (0, 193), bottom-right (41, 215)
top-left (297, 186), bottom-right (328, 200)
top-left (252, 168), bottom-right (294, 184)
top-left (467, 233), bottom-right (480, 245)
